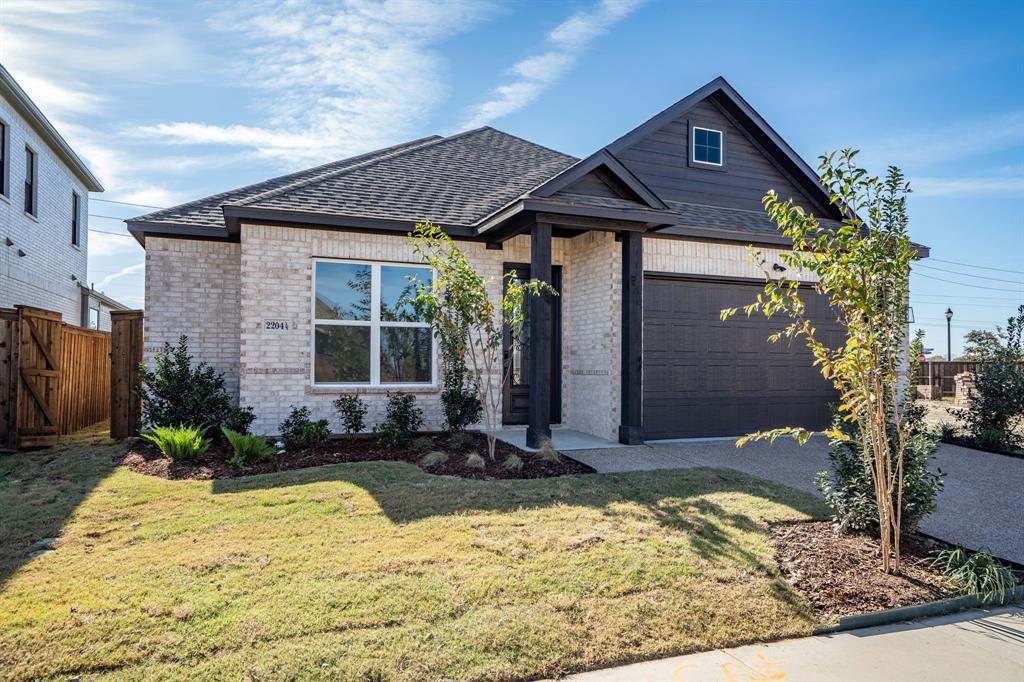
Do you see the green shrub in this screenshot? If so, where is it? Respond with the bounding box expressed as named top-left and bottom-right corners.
top-left (333, 394), bottom-right (367, 434)
top-left (222, 427), bottom-right (276, 467)
top-left (141, 425), bottom-right (210, 462)
top-left (465, 451), bottom-right (485, 470)
top-left (438, 335), bottom-right (482, 432)
top-left (937, 422), bottom-right (959, 441)
top-left (279, 406), bottom-right (330, 450)
top-left (535, 438), bottom-right (560, 463)
top-left (932, 547), bottom-right (1017, 602)
top-left (501, 454), bottom-right (523, 472)
top-left (138, 336), bottom-right (256, 437)
top-left (954, 305), bottom-right (1024, 451)
top-left (376, 393), bottom-right (423, 448)
top-left (410, 436), bottom-right (434, 455)
top-left (816, 403), bottom-right (944, 533)
top-left (418, 450), bottom-right (449, 467)
top-left (448, 431), bottom-right (473, 451)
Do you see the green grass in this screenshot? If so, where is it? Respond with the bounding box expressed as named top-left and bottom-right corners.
top-left (0, 429), bottom-right (827, 681)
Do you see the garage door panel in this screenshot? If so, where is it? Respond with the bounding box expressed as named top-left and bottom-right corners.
top-left (643, 276), bottom-right (842, 439)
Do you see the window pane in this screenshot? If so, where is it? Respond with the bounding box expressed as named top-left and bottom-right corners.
top-left (380, 327), bottom-right (432, 383)
top-left (315, 262), bottom-right (371, 320)
top-left (315, 325), bottom-right (370, 382)
top-left (380, 266), bottom-right (430, 322)
top-left (705, 146), bottom-right (721, 164)
top-left (694, 128), bottom-right (707, 146)
top-left (708, 130), bottom-right (721, 149)
top-left (694, 144), bottom-right (707, 162)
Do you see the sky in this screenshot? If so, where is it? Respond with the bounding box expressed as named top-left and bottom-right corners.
top-left (1, 0), bottom-right (1021, 356)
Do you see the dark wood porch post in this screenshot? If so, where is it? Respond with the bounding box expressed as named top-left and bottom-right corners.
top-left (618, 230), bottom-right (644, 444)
top-left (526, 221), bottom-right (553, 449)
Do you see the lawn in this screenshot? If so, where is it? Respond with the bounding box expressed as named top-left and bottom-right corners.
top-left (1, 428), bottom-right (826, 681)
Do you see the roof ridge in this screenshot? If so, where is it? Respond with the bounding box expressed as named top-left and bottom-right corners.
top-left (476, 126), bottom-right (578, 162)
top-left (129, 135), bottom-right (442, 222)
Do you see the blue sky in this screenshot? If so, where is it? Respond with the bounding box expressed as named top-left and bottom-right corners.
top-left (2, 0), bottom-right (1021, 356)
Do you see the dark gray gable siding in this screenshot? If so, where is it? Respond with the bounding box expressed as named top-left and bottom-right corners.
top-left (614, 97), bottom-right (826, 214)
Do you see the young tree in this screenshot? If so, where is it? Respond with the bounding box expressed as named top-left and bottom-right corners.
top-left (959, 329), bottom-right (1003, 361)
top-left (409, 222), bottom-right (555, 459)
top-left (722, 150), bottom-right (920, 574)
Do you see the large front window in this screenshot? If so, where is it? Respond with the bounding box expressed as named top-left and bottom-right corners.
top-left (313, 259), bottom-right (433, 385)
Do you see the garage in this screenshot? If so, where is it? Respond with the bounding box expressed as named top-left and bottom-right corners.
top-left (642, 275), bottom-right (843, 440)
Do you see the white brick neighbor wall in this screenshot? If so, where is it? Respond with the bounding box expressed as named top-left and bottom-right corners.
top-left (144, 237), bottom-right (241, 397)
top-left (0, 94), bottom-right (89, 325)
top-left (139, 227), bottom-right (796, 441)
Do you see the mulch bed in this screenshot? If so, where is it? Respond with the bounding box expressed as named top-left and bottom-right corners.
top-left (770, 521), bottom-right (957, 620)
top-left (940, 436), bottom-right (1024, 460)
top-left (122, 431), bottom-right (594, 481)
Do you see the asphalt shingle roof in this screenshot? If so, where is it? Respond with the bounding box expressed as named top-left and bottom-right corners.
top-left (668, 201), bottom-right (843, 235)
top-left (237, 127), bottom-right (578, 226)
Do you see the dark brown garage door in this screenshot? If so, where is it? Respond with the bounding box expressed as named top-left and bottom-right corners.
top-left (642, 275), bottom-right (843, 440)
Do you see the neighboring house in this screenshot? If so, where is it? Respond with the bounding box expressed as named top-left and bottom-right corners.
top-left (128, 76), bottom-right (916, 444)
top-left (0, 63), bottom-right (121, 330)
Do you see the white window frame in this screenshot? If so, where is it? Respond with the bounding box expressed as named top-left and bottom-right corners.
top-left (311, 257), bottom-right (437, 388)
top-left (691, 125), bottom-right (723, 167)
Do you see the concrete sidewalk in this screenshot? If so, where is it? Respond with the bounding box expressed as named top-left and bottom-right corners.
top-left (569, 438), bottom-right (1024, 564)
top-left (562, 606), bottom-right (1024, 682)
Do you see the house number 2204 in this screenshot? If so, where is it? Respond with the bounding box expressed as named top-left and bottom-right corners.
top-left (263, 319), bottom-right (290, 332)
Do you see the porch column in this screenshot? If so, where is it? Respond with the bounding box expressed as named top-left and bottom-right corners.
top-left (526, 221), bottom-right (553, 449)
top-left (618, 230), bottom-right (644, 444)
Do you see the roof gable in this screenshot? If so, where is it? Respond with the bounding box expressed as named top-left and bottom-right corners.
top-left (529, 149), bottom-right (668, 210)
top-left (608, 76), bottom-right (840, 219)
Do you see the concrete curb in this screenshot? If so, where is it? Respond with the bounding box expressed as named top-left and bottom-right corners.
top-left (813, 585), bottom-right (1024, 634)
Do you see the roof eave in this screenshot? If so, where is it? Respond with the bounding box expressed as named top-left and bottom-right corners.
top-left (0, 65), bottom-right (104, 192)
top-left (221, 205), bottom-right (478, 239)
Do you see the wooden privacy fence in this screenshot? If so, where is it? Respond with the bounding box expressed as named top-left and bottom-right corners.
top-left (1, 306), bottom-right (112, 449)
top-left (917, 360), bottom-right (1024, 397)
top-left (110, 310), bottom-right (144, 440)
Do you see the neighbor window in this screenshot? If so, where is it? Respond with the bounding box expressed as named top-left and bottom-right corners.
top-left (0, 121), bottom-right (7, 197)
top-left (691, 126), bottom-right (723, 166)
top-left (88, 306), bottom-right (100, 330)
top-left (312, 259), bottom-right (433, 385)
top-left (24, 146), bottom-right (36, 215)
top-left (71, 192), bottom-right (81, 246)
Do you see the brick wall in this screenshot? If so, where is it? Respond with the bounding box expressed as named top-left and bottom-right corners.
top-left (643, 237), bottom-right (817, 281)
top-left (144, 237), bottom-right (241, 396)
top-left (0, 94), bottom-right (89, 324)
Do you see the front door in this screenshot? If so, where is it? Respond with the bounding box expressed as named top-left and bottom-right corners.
top-left (502, 263), bottom-right (562, 425)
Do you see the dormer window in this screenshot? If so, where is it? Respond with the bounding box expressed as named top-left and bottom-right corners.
top-left (692, 126), bottom-right (722, 166)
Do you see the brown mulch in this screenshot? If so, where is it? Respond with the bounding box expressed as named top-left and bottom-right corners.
top-left (770, 521), bottom-right (957, 620)
top-left (122, 431), bottom-right (595, 481)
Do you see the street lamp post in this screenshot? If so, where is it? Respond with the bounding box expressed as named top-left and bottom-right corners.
top-left (945, 308), bottom-right (954, 361)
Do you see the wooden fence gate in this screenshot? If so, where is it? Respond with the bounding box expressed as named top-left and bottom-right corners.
top-left (110, 310), bottom-right (144, 440)
top-left (1, 306), bottom-right (114, 450)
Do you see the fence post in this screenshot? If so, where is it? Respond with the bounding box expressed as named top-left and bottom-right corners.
top-left (110, 310), bottom-right (144, 439)
top-left (0, 309), bottom-right (18, 450)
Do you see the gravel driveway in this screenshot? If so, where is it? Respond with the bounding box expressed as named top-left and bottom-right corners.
top-left (571, 438), bottom-right (1024, 564)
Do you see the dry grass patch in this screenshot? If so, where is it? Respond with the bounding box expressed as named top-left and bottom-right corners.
top-left (1, 433), bottom-right (826, 681)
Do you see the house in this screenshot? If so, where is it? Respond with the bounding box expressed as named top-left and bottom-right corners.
top-left (0, 64), bottom-right (122, 330)
top-left (127, 76), bottom-right (878, 445)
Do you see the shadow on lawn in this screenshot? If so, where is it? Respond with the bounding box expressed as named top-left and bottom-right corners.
top-left (212, 460), bottom-right (825, 590)
top-left (0, 425), bottom-right (126, 588)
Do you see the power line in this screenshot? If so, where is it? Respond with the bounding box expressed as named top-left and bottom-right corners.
top-left (912, 271), bottom-right (1024, 292)
top-left (88, 228), bottom-right (135, 237)
top-left (913, 293), bottom-right (1024, 302)
top-left (89, 213), bottom-right (132, 221)
top-left (927, 257), bottom-right (1024, 275)
top-left (91, 198), bottom-right (166, 210)
top-left (914, 263), bottom-right (1024, 284)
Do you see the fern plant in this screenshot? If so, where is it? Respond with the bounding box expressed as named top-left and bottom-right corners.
top-left (141, 425), bottom-right (210, 462)
top-left (222, 427), bottom-right (276, 467)
top-left (932, 547), bottom-right (1018, 602)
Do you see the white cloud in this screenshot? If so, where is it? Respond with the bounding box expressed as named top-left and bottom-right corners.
top-left (88, 231), bottom-right (140, 258)
top-left (96, 262), bottom-right (144, 289)
top-left (461, 0), bottom-right (645, 129)
top-left (911, 174), bottom-right (1024, 197)
top-left (133, 0), bottom-right (496, 166)
top-left (873, 110), bottom-right (1024, 169)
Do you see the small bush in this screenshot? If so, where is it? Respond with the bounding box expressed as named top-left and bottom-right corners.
top-left (376, 393), bottom-right (423, 448)
top-left (817, 403), bottom-right (943, 534)
top-left (465, 451), bottom-right (485, 469)
top-left (138, 336), bottom-right (232, 429)
top-left (222, 427), bottom-right (276, 467)
top-left (222, 405), bottom-right (257, 435)
top-left (419, 450), bottom-right (449, 467)
top-left (448, 431), bottom-right (473, 451)
top-left (439, 339), bottom-right (482, 432)
top-left (501, 454), bottom-right (523, 472)
top-left (279, 406), bottom-right (330, 450)
top-left (410, 436), bottom-right (434, 455)
top-left (536, 438), bottom-right (560, 463)
top-left (976, 426), bottom-right (1013, 451)
top-left (334, 394), bottom-right (367, 434)
top-left (141, 425), bottom-right (210, 462)
top-left (937, 422), bottom-right (959, 441)
top-left (932, 547), bottom-right (1017, 602)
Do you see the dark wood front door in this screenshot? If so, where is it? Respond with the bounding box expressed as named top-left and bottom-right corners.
top-left (502, 264), bottom-right (562, 425)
